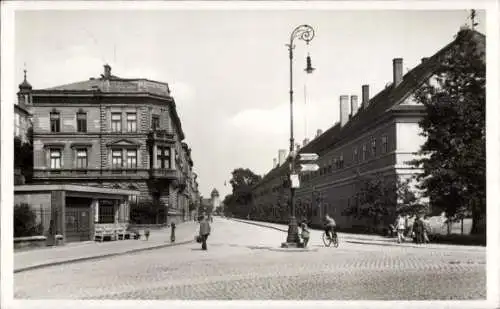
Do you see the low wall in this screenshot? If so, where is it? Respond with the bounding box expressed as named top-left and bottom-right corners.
top-left (14, 235), bottom-right (64, 250)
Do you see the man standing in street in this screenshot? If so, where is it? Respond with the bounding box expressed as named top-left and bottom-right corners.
top-left (396, 214), bottom-right (406, 243)
top-left (199, 215), bottom-right (211, 250)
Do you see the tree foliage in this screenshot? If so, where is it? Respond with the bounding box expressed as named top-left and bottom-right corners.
top-left (14, 127), bottom-right (33, 184)
top-left (343, 175), bottom-right (427, 228)
top-left (14, 203), bottom-right (43, 237)
top-left (410, 29), bottom-right (485, 234)
top-left (223, 168), bottom-right (262, 218)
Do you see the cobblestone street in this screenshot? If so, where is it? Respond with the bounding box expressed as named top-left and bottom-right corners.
top-left (14, 218), bottom-right (486, 300)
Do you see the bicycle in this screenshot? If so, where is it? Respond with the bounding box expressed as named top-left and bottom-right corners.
top-left (322, 231), bottom-right (339, 247)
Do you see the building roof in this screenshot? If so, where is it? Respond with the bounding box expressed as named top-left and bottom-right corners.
top-left (253, 28), bottom-right (485, 191)
top-left (14, 184), bottom-right (140, 197)
top-left (30, 64), bottom-right (186, 140)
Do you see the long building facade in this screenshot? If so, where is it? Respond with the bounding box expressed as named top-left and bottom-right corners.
top-left (26, 64), bottom-right (200, 224)
top-left (251, 28), bottom-right (485, 232)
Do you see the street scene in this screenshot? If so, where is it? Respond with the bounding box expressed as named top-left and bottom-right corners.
top-left (14, 217), bottom-right (486, 300)
top-left (4, 3), bottom-right (492, 304)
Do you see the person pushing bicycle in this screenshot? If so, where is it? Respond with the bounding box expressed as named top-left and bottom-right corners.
top-left (324, 214), bottom-right (337, 240)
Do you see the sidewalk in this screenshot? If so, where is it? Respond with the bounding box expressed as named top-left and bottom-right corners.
top-left (14, 221), bottom-right (199, 273)
top-left (229, 218), bottom-right (484, 252)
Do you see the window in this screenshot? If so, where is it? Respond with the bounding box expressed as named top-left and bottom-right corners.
top-left (381, 136), bottom-right (388, 153)
top-left (77, 112), bottom-right (87, 133)
top-left (112, 150), bottom-right (123, 168)
top-left (50, 112), bottom-right (60, 132)
top-left (76, 149), bottom-right (88, 169)
top-left (353, 147), bottom-right (358, 163)
top-left (111, 113), bottom-right (122, 132)
top-left (152, 115), bottom-right (160, 130)
top-left (157, 146), bottom-right (171, 169)
top-left (127, 113), bottom-right (137, 132)
top-left (362, 144), bottom-right (367, 161)
top-left (50, 149), bottom-right (61, 169)
top-left (98, 200), bottom-right (115, 224)
top-left (371, 138), bottom-right (377, 156)
top-left (126, 149), bottom-right (137, 168)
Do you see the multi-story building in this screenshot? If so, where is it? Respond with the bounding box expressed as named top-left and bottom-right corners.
top-left (251, 28), bottom-right (485, 231)
top-left (28, 64), bottom-right (200, 223)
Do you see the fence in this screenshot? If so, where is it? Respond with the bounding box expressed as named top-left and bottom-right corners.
top-left (13, 204), bottom-right (52, 237)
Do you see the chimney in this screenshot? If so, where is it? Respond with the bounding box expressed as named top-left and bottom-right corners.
top-left (316, 129), bottom-right (323, 137)
top-left (278, 149), bottom-right (287, 166)
top-left (362, 85), bottom-right (370, 109)
top-left (339, 95), bottom-right (350, 127)
top-left (103, 64), bottom-right (111, 78)
top-left (273, 158), bottom-right (278, 168)
top-left (350, 95), bottom-right (359, 116)
top-left (421, 57), bottom-right (429, 63)
top-left (303, 138), bottom-right (310, 146)
top-left (392, 58), bottom-right (403, 86)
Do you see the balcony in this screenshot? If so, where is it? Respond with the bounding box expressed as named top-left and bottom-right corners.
top-left (33, 168), bottom-right (180, 180)
top-left (149, 168), bottom-right (180, 179)
top-left (148, 130), bottom-right (176, 143)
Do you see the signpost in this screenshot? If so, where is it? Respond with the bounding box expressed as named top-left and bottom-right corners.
top-left (298, 153), bottom-right (319, 161)
top-left (299, 163), bottom-right (320, 172)
top-left (297, 153), bottom-right (320, 174)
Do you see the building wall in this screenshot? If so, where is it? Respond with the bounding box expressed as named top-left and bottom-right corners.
top-left (32, 95), bottom-right (196, 223)
top-left (252, 113), bottom-right (423, 230)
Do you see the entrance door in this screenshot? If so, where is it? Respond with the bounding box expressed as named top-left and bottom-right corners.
top-left (65, 197), bottom-right (92, 242)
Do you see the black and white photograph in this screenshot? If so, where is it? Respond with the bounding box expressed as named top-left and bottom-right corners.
top-left (1, 1), bottom-right (498, 308)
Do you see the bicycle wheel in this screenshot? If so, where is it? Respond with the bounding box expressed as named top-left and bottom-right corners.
top-left (332, 234), bottom-right (339, 248)
top-left (322, 232), bottom-right (332, 247)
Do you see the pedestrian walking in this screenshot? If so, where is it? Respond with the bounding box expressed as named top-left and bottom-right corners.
top-left (396, 214), bottom-right (406, 243)
top-left (199, 215), bottom-right (211, 250)
top-left (300, 222), bottom-right (310, 248)
top-left (170, 222), bottom-right (176, 243)
top-left (144, 228), bottom-right (150, 241)
top-left (413, 215), bottom-right (425, 244)
top-left (422, 215), bottom-right (431, 244)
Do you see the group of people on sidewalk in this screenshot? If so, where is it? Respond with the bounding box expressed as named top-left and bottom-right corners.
top-left (394, 214), bottom-right (431, 244)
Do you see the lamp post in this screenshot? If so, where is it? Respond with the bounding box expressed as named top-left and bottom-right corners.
top-left (282, 24), bottom-right (315, 247)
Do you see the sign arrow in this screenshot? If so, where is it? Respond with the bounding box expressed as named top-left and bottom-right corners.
top-left (298, 153), bottom-right (319, 161)
top-left (299, 163), bottom-right (320, 172)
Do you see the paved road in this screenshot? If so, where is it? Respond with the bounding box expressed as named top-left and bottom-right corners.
top-left (14, 217), bottom-right (486, 300)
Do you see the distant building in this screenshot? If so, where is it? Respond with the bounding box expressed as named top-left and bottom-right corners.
top-left (251, 29), bottom-right (485, 231)
top-left (26, 64), bottom-right (200, 224)
top-left (15, 69), bottom-right (33, 142)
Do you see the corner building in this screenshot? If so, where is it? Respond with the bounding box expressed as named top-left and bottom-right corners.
top-left (252, 29), bottom-right (485, 231)
top-left (29, 65), bottom-right (200, 223)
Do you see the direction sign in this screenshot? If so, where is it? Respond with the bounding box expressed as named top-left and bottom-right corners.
top-left (298, 153), bottom-right (319, 161)
top-left (299, 163), bottom-right (320, 172)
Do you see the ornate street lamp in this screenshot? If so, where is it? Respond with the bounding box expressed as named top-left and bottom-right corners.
top-left (282, 24), bottom-right (315, 247)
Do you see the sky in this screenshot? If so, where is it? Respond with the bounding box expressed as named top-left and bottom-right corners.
top-left (13, 8), bottom-right (486, 199)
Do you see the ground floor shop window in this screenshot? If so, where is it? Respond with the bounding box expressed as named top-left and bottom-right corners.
top-left (98, 199), bottom-right (115, 224)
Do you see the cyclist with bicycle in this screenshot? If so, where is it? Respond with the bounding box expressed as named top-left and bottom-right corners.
top-left (324, 214), bottom-right (337, 240)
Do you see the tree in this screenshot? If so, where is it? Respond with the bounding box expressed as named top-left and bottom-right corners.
top-left (14, 127), bottom-right (33, 184)
top-left (14, 203), bottom-right (43, 237)
top-left (410, 29), bottom-right (485, 235)
top-left (223, 168), bottom-right (262, 218)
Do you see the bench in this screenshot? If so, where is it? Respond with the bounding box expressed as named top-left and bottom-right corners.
top-left (94, 227), bottom-right (115, 242)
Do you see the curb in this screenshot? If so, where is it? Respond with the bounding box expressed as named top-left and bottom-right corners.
top-left (14, 239), bottom-right (194, 274)
top-left (230, 218), bottom-right (288, 233)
